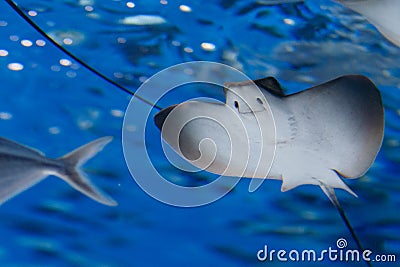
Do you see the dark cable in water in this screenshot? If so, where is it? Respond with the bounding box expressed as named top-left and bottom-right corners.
top-left (320, 183), bottom-right (372, 267)
top-left (5, 0), bottom-right (163, 111)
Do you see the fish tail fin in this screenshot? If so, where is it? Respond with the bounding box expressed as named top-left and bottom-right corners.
top-left (56, 136), bottom-right (118, 206)
top-left (319, 182), bottom-right (372, 267)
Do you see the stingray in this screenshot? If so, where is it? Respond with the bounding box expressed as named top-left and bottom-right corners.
top-left (154, 75), bottom-right (384, 261)
top-left (7, 1), bottom-right (384, 260)
top-left (154, 75), bottom-right (384, 194)
top-left (336, 0), bottom-right (400, 47)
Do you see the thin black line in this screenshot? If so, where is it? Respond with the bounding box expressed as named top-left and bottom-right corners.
top-left (321, 183), bottom-right (373, 267)
top-left (5, 0), bottom-right (163, 111)
top-left (335, 203), bottom-right (373, 267)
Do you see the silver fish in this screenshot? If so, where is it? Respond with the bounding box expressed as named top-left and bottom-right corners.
top-left (0, 136), bottom-right (117, 206)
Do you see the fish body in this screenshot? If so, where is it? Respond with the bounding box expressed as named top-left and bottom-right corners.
top-left (0, 136), bottom-right (117, 206)
top-left (337, 0), bottom-right (400, 47)
top-left (154, 75), bottom-right (384, 196)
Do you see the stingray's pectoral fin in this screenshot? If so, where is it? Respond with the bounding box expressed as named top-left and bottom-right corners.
top-left (56, 137), bottom-right (118, 206)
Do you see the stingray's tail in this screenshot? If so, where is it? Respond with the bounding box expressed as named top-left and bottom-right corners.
top-left (56, 137), bottom-right (118, 206)
top-left (319, 183), bottom-right (372, 267)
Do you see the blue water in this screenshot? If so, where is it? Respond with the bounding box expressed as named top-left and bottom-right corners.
top-left (0, 0), bottom-right (399, 266)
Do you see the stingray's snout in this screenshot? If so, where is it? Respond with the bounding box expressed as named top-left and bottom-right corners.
top-left (154, 105), bottom-right (177, 131)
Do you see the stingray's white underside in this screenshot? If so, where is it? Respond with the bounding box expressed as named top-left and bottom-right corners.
top-left (157, 75), bottom-right (384, 196)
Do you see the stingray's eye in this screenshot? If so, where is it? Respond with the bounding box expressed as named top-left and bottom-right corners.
top-left (256, 98), bottom-right (263, 104)
top-left (234, 101), bottom-right (239, 109)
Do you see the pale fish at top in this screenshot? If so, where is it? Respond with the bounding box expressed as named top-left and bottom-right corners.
top-left (336, 0), bottom-right (400, 47)
top-left (0, 136), bottom-right (117, 206)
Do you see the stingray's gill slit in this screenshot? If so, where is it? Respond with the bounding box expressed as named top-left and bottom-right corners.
top-left (156, 75), bottom-right (384, 266)
top-left (5, 0), bottom-right (162, 110)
